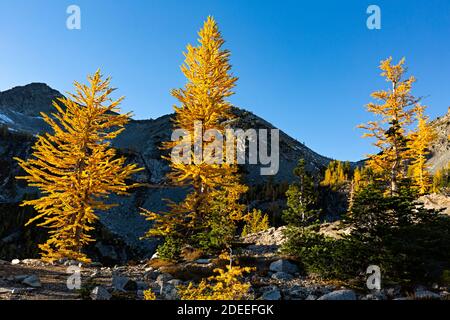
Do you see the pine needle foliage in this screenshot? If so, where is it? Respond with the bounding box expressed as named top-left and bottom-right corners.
top-left (15, 71), bottom-right (142, 263)
top-left (143, 290), bottom-right (157, 300)
top-left (178, 252), bottom-right (253, 300)
top-left (320, 160), bottom-right (350, 190)
top-left (407, 106), bottom-right (437, 194)
top-left (359, 57), bottom-right (421, 195)
top-left (241, 209), bottom-right (269, 237)
top-left (142, 16), bottom-right (247, 252)
top-left (433, 163), bottom-right (450, 194)
top-left (282, 159), bottom-right (319, 226)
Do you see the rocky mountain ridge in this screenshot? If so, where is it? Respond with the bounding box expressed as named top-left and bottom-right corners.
top-left (429, 107), bottom-right (450, 173)
top-left (0, 83), bottom-right (334, 262)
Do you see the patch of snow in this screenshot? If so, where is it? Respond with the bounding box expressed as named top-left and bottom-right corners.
top-left (12, 110), bottom-right (43, 120)
top-left (0, 113), bottom-right (13, 124)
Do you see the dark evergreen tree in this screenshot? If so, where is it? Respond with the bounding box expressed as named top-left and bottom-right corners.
top-left (282, 159), bottom-right (319, 226)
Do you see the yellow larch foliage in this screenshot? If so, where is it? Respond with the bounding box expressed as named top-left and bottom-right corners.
top-left (15, 71), bottom-right (142, 263)
top-left (432, 169), bottom-right (443, 193)
top-left (352, 167), bottom-right (363, 194)
top-left (143, 289), bottom-right (157, 300)
top-left (241, 209), bottom-right (269, 237)
top-left (407, 106), bottom-right (437, 194)
top-left (359, 57), bottom-right (421, 195)
top-left (178, 252), bottom-right (254, 300)
top-left (348, 166), bottom-right (373, 213)
top-left (432, 163), bottom-right (450, 193)
top-left (142, 17), bottom-right (247, 248)
top-left (320, 160), bottom-right (350, 190)
top-left (351, 165), bottom-right (375, 194)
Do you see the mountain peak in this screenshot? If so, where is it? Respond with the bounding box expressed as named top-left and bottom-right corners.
top-left (1, 82), bottom-right (58, 94)
top-left (0, 83), bottom-right (63, 117)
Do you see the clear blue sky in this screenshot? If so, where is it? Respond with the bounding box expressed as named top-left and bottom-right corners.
top-left (1, 0), bottom-right (450, 162)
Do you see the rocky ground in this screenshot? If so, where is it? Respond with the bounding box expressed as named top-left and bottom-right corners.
top-left (420, 193), bottom-right (450, 215)
top-left (1, 227), bottom-right (449, 301)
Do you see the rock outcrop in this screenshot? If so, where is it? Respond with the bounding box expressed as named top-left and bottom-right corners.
top-left (429, 107), bottom-right (450, 173)
top-left (419, 193), bottom-right (450, 215)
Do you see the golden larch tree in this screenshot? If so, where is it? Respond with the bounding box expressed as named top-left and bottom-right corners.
top-left (241, 209), bottom-right (269, 237)
top-left (178, 251), bottom-right (253, 300)
top-left (142, 17), bottom-right (247, 250)
top-left (352, 167), bottom-right (363, 194)
top-left (407, 106), bottom-right (437, 194)
top-left (348, 167), bottom-right (361, 213)
top-left (348, 166), bottom-right (373, 213)
top-left (359, 57), bottom-right (420, 195)
top-left (15, 71), bottom-right (142, 263)
top-left (432, 163), bottom-right (450, 193)
top-left (320, 160), bottom-right (350, 190)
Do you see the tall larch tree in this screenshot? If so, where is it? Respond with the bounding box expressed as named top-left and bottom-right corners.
top-left (348, 166), bottom-right (374, 214)
top-left (15, 71), bottom-right (142, 263)
top-left (359, 57), bottom-right (420, 195)
top-left (348, 167), bottom-right (361, 214)
top-left (142, 16), bottom-right (247, 251)
top-left (407, 106), bottom-right (437, 194)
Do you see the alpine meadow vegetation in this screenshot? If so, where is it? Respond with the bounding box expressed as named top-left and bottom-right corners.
top-left (15, 71), bottom-right (142, 263)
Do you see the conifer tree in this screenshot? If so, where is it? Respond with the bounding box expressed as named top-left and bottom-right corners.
top-left (407, 106), bottom-right (437, 194)
top-left (241, 209), bottom-right (269, 237)
top-left (359, 57), bottom-right (421, 195)
top-left (433, 163), bottom-right (450, 194)
top-left (321, 160), bottom-right (350, 190)
top-left (433, 169), bottom-right (444, 193)
top-left (178, 251), bottom-right (253, 300)
top-left (142, 17), bottom-right (247, 251)
top-left (282, 159), bottom-right (318, 226)
top-left (352, 167), bottom-right (363, 194)
top-left (348, 166), bottom-right (373, 213)
top-left (15, 71), bottom-right (142, 263)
